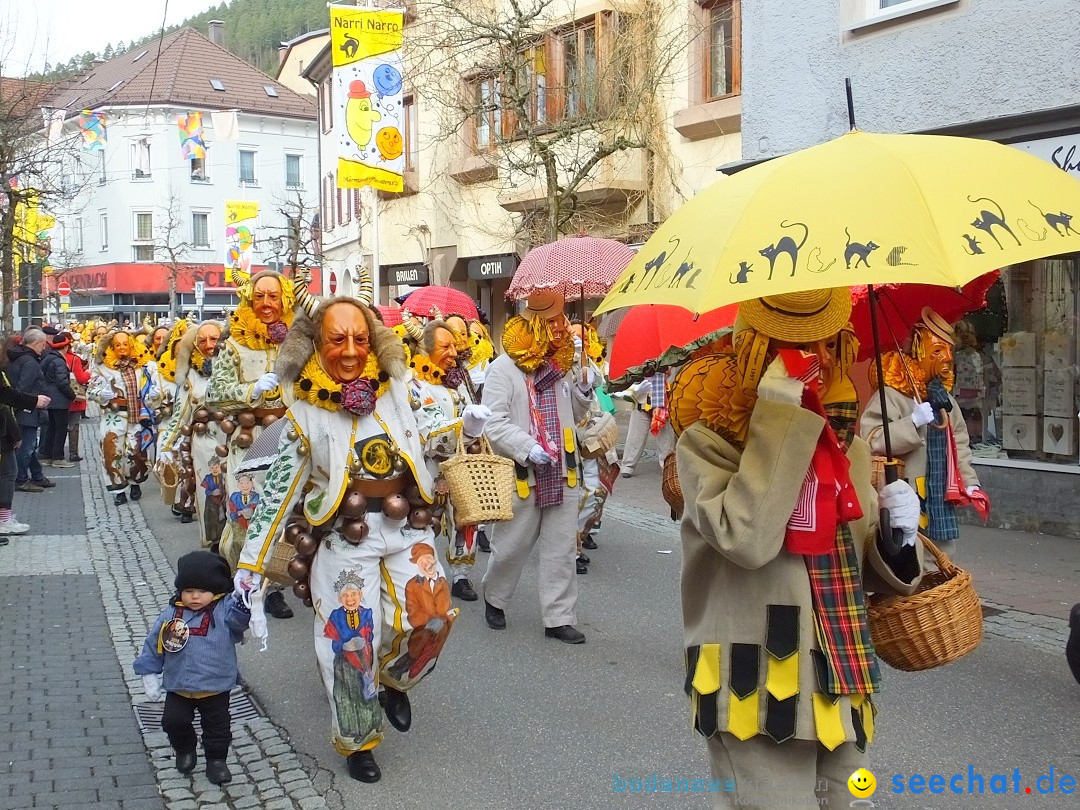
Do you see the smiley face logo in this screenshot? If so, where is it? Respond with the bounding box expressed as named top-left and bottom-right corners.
top-left (376, 127), bottom-right (403, 160)
top-left (848, 768), bottom-right (876, 798)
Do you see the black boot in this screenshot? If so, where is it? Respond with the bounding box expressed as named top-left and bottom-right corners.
top-left (477, 528), bottom-right (491, 553)
top-left (265, 590), bottom-right (294, 619)
top-left (347, 750), bottom-right (381, 783)
top-left (545, 625), bottom-right (586, 644)
top-left (578, 552), bottom-right (590, 564)
top-left (171, 505), bottom-right (182, 517)
top-left (114, 492), bottom-right (127, 506)
top-left (484, 600), bottom-right (505, 630)
top-left (380, 685), bottom-right (412, 732)
top-left (576, 556), bottom-right (589, 575)
top-left (129, 484), bottom-right (142, 502)
top-left (451, 579), bottom-right (478, 601)
top-left (175, 750), bottom-right (196, 774)
top-left (205, 759), bottom-right (232, 784)
top-left (582, 533), bottom-right (598, 550)
top-left (179, 511), bottom-right (194, 524)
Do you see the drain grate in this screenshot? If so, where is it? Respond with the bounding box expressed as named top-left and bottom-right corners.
top-left (133, 688), bottom-right (264, 734)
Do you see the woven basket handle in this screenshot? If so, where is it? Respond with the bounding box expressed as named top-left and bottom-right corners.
top-left (455, 425), bottom-right (494, 457)
top-left (918, 533), bottom-right (958, 576)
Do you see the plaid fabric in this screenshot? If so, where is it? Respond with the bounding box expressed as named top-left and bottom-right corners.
top-left (805, 524), bottom-right (882, 695)
top-left (529, 361), bottom-right (565, 509)
top-left (117, 360), bottom-right (141, 425)
top-left (803, 402), bottom-right (880, 695)
top-left (649, 372), bottom-right (666, 410)
top-left (923, 378), bottom-right (960, 542)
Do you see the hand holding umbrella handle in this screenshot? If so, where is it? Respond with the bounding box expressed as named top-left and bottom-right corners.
top-left (878, 462), bottom-right (907, 557)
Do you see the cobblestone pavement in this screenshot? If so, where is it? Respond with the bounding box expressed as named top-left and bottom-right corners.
top-left (0, 440), bottom-right (332, 810)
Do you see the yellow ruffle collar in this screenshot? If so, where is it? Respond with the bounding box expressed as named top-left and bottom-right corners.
top-left (294, 352), bottom-right (389, 412)
top-left (103, 340), bottom-right (151, 371)
top-left (229, 305), bottom-right (295, 352)
top-left (501, 315), bottom-right (574, 374)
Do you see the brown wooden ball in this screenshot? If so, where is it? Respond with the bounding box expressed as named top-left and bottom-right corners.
top-left (215, 444), bottom-right (229, 458)
top-left (467, 442), bottom-right (483, 454)
top-left (179, 440), bottom-right (192, 453)
top-left (234, 432), bottom-right (253, 449)
top-left (303, 597), bottom-right (313, 608)
top-left (408, 507), bottom-right (433, 529)
top-left (210, 410), bottom-right (225, 422)
top-left (295, 532), bottom-right (319, 557)
top-left (287, 557), bottom-right (309, 580)
top-left (220, 419), bottom-right (236, 435)
top-left (193, 422), bottom-right (207, 435)
top-left (284, 524), bottom-right (303, 543)
top-left (405, 483), bottom-right (426, 507)
top-left (238, 412), bottom-right (257, 428)
top-left (262, 414), bottom-right (279, 428)
top-left (341, 519), bottom-right (369, 545)
top-left (193, 408), bottom-right (210, 423)
top-left (180, 425), bottom-right (192, 437)
top-left (382, 493), bottom-right (410, 520)
top-left (339, 490), bottom-right (368, 518)
top-left (292, 581), bottom-right (310, 601)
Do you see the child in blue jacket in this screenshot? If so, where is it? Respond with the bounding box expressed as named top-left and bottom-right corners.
top-left (134, 551), bottom-right (250, 784)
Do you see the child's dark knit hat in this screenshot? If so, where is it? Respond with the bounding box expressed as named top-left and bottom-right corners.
top-left (175, 551), bottom-right (232, 595)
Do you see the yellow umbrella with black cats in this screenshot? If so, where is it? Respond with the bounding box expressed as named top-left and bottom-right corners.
top-left (595, 129), bottom-right (1080, 316)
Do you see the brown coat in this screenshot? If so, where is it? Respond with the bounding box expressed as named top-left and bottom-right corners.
top-left (678, 399), bottom-right (923, 748)
top-left (404, 574), bottom-right (451, 629)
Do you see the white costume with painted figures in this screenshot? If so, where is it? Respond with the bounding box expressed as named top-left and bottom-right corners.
top-left (89, 356), bottom-right (161, 493)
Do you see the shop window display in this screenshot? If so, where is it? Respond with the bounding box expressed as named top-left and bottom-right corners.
top-left (958, 258), bottom-right (1079, 463)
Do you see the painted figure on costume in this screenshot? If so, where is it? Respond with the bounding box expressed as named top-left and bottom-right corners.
top-left (228, 474), bottom-right (261, 533)
top-left (234, 292), bottom-right (456, 784)
top-left (89, 329), bottom-right (162, 505)
top-left (324, 571), bottom-right (379, 740)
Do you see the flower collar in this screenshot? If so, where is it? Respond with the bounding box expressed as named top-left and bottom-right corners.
top-left (409, 353), bottom-right (467, 389)
top-left (192, 349), bottom-right (212, 378)
top-left (294, 351), bottom-right (390, 415)
top-left (103, 341), bottom-right (150, 371)
top-left (230, 305), bottom-right (294, 351)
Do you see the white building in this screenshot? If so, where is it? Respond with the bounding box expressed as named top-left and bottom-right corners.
top-left (44, 22), bottom-right (320, 323)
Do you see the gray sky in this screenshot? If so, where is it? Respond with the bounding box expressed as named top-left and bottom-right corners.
top-left (0, 0), bottom-right (221, 76)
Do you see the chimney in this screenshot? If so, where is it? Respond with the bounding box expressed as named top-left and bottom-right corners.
top-left (208, 20), bottom-right (225, 47)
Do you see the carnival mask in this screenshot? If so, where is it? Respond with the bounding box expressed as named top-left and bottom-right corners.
top-left (252, 276), bottom-right (284, 325)
top-left (444, 315), bottom-right (470, 351)
top-left (320, 302), bottom-right (370, 383)
top-left (196, 324), bottom-right (221, 356)
top-left (429, 326), bottom-right (459, 372)
top-left (546, 314), bottom-right (570, 351)
top-left (915, 329), bottom-right (954, 381)
top-left (112, 332), bottom-right (133, 358)
top-left (152, 328), bottom-right (168, 350)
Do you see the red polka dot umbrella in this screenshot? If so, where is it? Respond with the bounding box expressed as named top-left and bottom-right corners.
top-left (401, 286), bottom-right (479, 321)
top-left (375, 305), bottom-right (404, 327)
top-left (507, 236), bottom-right (636, 302)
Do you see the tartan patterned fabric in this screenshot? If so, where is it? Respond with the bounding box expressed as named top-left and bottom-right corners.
top-left (803, 402), bottom-right (880, 696)
top-left (649, 372), bottom-right (666, 410)
top-left (529, 361), bottom-right (565, 508)
top-left (117, 360), bottom-right (141, 425)
top-left (924, 378), bottom-right (959, 542)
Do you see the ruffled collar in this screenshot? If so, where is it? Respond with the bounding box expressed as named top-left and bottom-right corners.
top-left (192, 349), bottom-right (212, 378)
top-left (294, 352), bottom-right (390, 415)
top-left (230, 305), bottom-right (293, 351)
top-left (103, 342), bottom-right (149, 371)
top-left (501, 315), bottom-right (573, 374)
top-left (409, 354), bottom-right (467, 389)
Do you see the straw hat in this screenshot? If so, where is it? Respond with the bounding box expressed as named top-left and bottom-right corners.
top-left (919, 306), bottom-right (955, 345)
top-left (737, 288), bottom-right (851, 344)
top-left (523, 289), bottom-right (564, 320)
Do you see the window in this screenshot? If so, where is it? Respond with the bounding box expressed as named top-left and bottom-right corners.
top-left (319, 80), bottom-right (333, 134)
top-left (133, 211), bottom-right (154, 261)
top-left (98, 151), bottom-right (107, 184)
top-left (352, 188), bottom-right (362, 219)
top-left (210, 79), bottom-right (225, 91)
top-left (264, 85), bottom-right (279, 98)
top-left (560, 20), bottom-right (599, 119)
top-left (286, 154), bottom-right (302, 188)
top-left (192, 212), bottom-right (210, 248)
top-left (512, 44), bottom-right (548, 129)
top-left (336, 185), bottom-right (345, 228)
top-left (322, 173), bottom-right (335, 231)
top-left (340, 184), bottom-right (351, 227)
top-left (73, 217), bottom-right (83, 252)
top-left (238, 149), bottom-right (257, 185)
top-left (470, 76), bottom-right (503, 152)
top-left (704, 0), bottom-right (740, 101)
top-left (403, 95), bottom-right (418, 172)
top-left (131, 138), bottom-right (151, 179)
top-left (99, 211), bottom-right (108, 250)
top-left (190, 156), bottom-right (208, 183)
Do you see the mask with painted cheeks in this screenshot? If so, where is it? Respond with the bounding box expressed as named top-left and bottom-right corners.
top-left (319, 302), bottom-right (370, 384)
top-left (195, 324), bottom-right (221, 357)
top-left (252, 276), bottom-right (284, 325)
top-left (112, 332), bottom-right (134, 359)
top-left (429, 326), bottom-right (459, 372)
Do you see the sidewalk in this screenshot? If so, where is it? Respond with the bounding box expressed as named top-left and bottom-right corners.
top-left (0, 442), bottom-right (330, 810)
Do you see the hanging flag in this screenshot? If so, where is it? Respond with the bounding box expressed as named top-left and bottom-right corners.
top-left (330, 4), bottom-right (405, 192)
top-left (177, 112), bottom-right (207, 160)
top-left (224, 200), bottom-right (259, 283)
top-left (210, 110), bottom-right (240, 142)
top-left (77, 111), bottom-right (107, 151)
top-left (42, 108), bottom-right (66, 147)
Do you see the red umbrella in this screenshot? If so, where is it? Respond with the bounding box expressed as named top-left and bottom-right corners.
top-left (608, 303), bottom-right (739, 384)
top-left (375, 305), bottom-right (403, 327)
top-left (508, 236), bottom-right (635, 302)
top-left (402, 286), bottom-right (479, 321)
top-left (849, 272), bottom-right (999, 360)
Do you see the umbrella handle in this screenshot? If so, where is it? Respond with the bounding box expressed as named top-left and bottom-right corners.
top-left (931, 408), bottom-right (950, 430)
top-left (878, 460), bottom-right (907, 556)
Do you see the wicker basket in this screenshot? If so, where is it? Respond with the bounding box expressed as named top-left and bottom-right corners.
top-left (661, 453), bottom-right (683, 519)
top-left (440, 433), bottom-right (515, 527)
top-left (868, 534), bottom-right (983, 671)
top-left (577, 411), bottom-right (619, 460)
top-left (157, 461), bottom-right (180, 506)
top-left (870, 456), bottom-right (906, 491)
top-left (264, 538), bottom-right (298, 587)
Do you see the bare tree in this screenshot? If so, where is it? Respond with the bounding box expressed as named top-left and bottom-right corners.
top-left (264, 190), bottom-right (322, 278)
top-left (409, 0), bottom-right (685, 245)
top-left (155, 186), bottom-right (198, 319)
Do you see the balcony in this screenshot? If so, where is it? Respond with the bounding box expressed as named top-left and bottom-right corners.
top-left (496, 146), bottom-right (647, 213)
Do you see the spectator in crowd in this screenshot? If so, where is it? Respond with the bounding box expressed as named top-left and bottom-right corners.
top-left (52, 332), bottom-right (90, 462)
top-left (0, 343), bottom-right (50, 539)
top-left (3, 329), bottom-right (55, 492)
top-left (38, 333), bottom-right (77, 468)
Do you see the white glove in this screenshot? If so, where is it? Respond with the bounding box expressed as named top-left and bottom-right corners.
top-left (572, 335), bottom-right (583, 352)
top-left (757, 357), bottom-right (804, 405)
top-left (144, 361), bottom-right (157, 374)
top-left (461, 404), bottom-right (492, 437)
top-left (966, 484), bottom-right (980, 496)
top-left (528, 444), bottom-right (554, 466)
top-left (911, 400), bottom-right (936, 428)
top-left (252, 372), bottom-right (278, 397)
top-left (879, 480), bottom-right (920, 547)
top-left (576, 366), bottom-right (597, 394)
top-left (158, 450), bottom-right (174, 466)
top-left (141, 673), bottom-right (164, 702)
top-left (233, 570), bottom-right (263, 599)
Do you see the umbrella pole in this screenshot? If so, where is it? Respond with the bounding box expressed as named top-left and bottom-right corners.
top-left (869, 283), bottom-right (907, 556)
top-left (845, 78), bottom-right (856, 130)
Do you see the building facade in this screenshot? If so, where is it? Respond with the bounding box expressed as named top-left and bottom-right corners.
top-left (740, 0), bottom-right (1080, 535)
top-left (302, 0), bottom-right (743, 337)
top-left (42, 24), bottom-right (321, 326)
